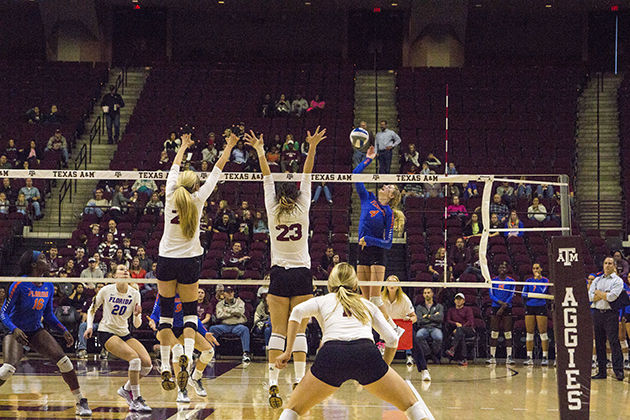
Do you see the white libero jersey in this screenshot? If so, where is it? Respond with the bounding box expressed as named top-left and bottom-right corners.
top-left (289, 293), bottom-right (398, 347)
top-left (159, 164), bottom-right (222, 258)
top-left (87, 284), bottom-right (141, 336)
top-left (263, 174), bottom-right (311, 268)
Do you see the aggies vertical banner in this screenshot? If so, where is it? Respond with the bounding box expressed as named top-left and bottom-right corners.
top-left (549, 236), bottom-right (592, 420)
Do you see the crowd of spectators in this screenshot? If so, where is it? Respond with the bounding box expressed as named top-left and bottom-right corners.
top-left (261, 93), bottom-right (325, 118)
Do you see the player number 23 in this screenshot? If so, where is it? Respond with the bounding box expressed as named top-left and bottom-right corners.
top-left (275, 224), bottom-right (302, 241)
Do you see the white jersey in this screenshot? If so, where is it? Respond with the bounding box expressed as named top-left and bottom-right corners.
top-left (87, 284), bottom-right (141, 337)
top-left (289, 293), bottom-right (398, 348)
top-left (383, 294), bottom-right (414, 319)
top-left (264, 174), bottom-right (311, 268)
top-left (159, 164), bottom-right (222, 258)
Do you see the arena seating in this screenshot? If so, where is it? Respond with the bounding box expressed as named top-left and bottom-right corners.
top-left (619, 76), bottom-right (630, 232)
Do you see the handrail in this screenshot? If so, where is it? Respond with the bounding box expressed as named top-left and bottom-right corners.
top-left (89, 115), bottom-right (101, 156)
top-left (58, 143), bottom-right (88, 226)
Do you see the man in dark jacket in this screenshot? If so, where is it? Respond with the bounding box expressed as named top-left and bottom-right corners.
top-left (415, 288), bottom-right (444, 363)
top-left (101, 85), bottom-right (125, 144)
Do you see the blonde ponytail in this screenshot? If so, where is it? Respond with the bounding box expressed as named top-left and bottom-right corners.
top-left (328, 263), bottom-right (372, 325)
top-left (388, 187), bottom-right (405, 233)
top-left (174, 171), bottom-right (200, 240)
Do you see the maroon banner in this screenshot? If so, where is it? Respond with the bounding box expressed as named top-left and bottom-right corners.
top-left (549, 236), bottom-right (592, 420)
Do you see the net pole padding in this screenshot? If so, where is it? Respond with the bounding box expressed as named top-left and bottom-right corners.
top-left (559, 174), bottom-right (571, 236)
top-left (443, 83), bottom-right (449, 284)
top-left (478, 176), bottom-right (494, 284)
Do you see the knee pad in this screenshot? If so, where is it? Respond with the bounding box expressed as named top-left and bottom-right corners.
top-left (140, 365), bottom-right (152, 377)
top-left (292, 333), bottom-right (308, 354)
top-left (526, 333), bottom-right (535, 342)
top-left (183, 316), bottom-right (198, 331)
top-left (540, 333), bottom-right (548, 342)
top-left (268, 333), bottom-right (286, 352)
top-left (369, 296), bottom-right (384, 307)
top-left (504, 331), bottom-right (512, 340)
top-left (490, 331), bottom-right (499, 340)
top-left (0, 364), bottom-right (16, 381)
top-left (158, 295), bottom-right (175, 330)
top-left (182, 301), bottom-right (198, 330)
top-left (172, 344), bottom-right (184, 363)
top-left (57, 356), bottom-right (74, 373)
top-left (199, 349), bottom-right (214, 364)
top-left (129, 358), bottom-right (141, 372)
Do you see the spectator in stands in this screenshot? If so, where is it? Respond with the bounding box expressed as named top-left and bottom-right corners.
top-left (112, 248), bottom-right (129, 268)
top-left (86, 224), bottom-right (101, 254)
top-left (107, 219), bottom-right (125, 242)
top-left (291, 93), bottom-right (309, 117)
top-left (489, 213), bottom-right (501, 237)
top-left (208, 286), bottom-right (252, 363)
top-left (202, 142), bottom-right (218, 165)
top-left (98, 232), bottom-right (118, 259)
top-left (215, 199), bottom-right (234, 220)
top-left (306, 94), bottom-right (325, 113)
top-left (129, 256), bottom-right (146, 279)
top-left (281, 135), bottom-right (300, 173)
top-left (415, 288), bottom-right (444, 363)
top-left (76, 282), bottom-right (105, 359)
top-left (231, 140), bottom-right (249, 166)
top-left (131, 173), bottom-right (157, 197)
top-left (92, 252), bottom-right (108, 275)
top-left (0, 178), bottom-right (15, 202)
top-left (445, 293), bottom-right (475, 366)
top-left (157, 150), bottom-right (170, 171)
top-left (253, 287), bottom-right (271, 347)
top-left (463, 213), bottom-right (483, 238)
top-left (239, 210), bottom-right (254, 236)
top-left (275, 93), bottom-right (291, 116)
top-left (312, 182), bottom-right (332, 205)
top-left (136, 246), bottom-right (152, 272)
top-left (374, 120), bottom-right (402, 174)
top-left (84, 188), bottom-right (109, 218)
top-left (214, 214), bottom-right (237, 239)
top-left (253, 211), bottom-right (269, 234)
top-left (80, 257), bottom-right (104, 279)
top-left (490, 194), bottom-right (509, 224)
top-left (447, 162), bottom-right (458, 175)
top-left (47, 246), bottom-right (64, 273)
top-left (381, 276), bottom-right (417, 366)
top-left (613, 251), bottom-right (629, 279)
top-left (423, 171), bottom-right (443, 198)
top-left (45, 104), bottom-right (64, 124)
top-left (145, 261), bottom-right (158, 280)
top-left (163, 131), bottom-right (180, 153)
top-left (327, 254), bottom-right (341, 274)
top-left (527, 197), bottom-right (548, 222)
top-left (536, 184), bottom-right (554, 199)
top-left (19, 178), bottom-right (42, 219)
top-left (516, 177), bottom-right (532, 199)
top-left (265, 145), bottom-right (280, 169)
top-left (464, 181), bottom-right (479, 199)
top-left (425, 153), bottom-right (441, 170)
top-left (46, 129), bottom-right (69, 166)
top-left (15, 192), bottom-right (28, 217)
top-left (505, 210), bottom-right (524, 238)
top-left (0, 192), bottom-right (8, 215)
top-left (4, 139), bottom-right (18, 166)
top-left (401, 144), bottom-right (421, 174)
top-left (144, 192), bottom-right (164, 216)
top-left (261, 93), bottom-right (273, 118)
top-left (101, 85), bottom-right (125, 144)
top-left (446, 195), bottom-right (468, 221)
top-left (429, 247), bottom-right (452, 281)
top-left (197, 288), bottom-right (213, 328)
top-left (120, 237), bottom-right (135, 262)
top-left (221, 241), bottom-right (250, 277)
top-left (110, 184), bottom-right (131, 219)
top-left (402, 181), bottom-right (423, 204)
top-left (21, 140), bottom-right (40, 167)
top-left (497, 181), bottom-right (516, 207)
top-left (74, 247), bottom-right (88, 273)
top-left (25, 106), bottom-right (41, 124)
top-left (0, 155), bottom-right (11, 169)
top-left (449, 237), bottom-right (472, 278)
top-left (63, 259), bottom-right (78, 277)
top-left (318, 247), bottom-right (334, 275)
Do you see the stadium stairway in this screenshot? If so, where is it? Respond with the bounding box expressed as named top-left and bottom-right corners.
top-left (575, 73), bottom-right (624, 230)
top-left (350, 70), bottom-right (406, 277)
top-left (26, 68), bottom-right (149, 238)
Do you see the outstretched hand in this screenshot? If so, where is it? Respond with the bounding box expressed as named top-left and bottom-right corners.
top-left (305, 126), bottom-right (327, 148)
top-left (225, 132), bottom-right (240, 150)
top-left (244, 131), bottom-right (265, 153)
top-left (366, 146), bottom-right (376, 160)
top-left (181, 133), bottom-right (195, 149)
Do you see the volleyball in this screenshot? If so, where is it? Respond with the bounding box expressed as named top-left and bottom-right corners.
top-left (349, 127), bottom-right (369, 149)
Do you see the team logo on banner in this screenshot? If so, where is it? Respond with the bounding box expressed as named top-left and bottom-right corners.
top-left (549, 237), bottom-right (592, 420)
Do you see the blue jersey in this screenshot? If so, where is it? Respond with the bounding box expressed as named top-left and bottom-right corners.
top-left (490, 276), bottom-right (515, 307)
top-left (150, 294), bottom-right (207, 335)
top-left (522, 277), bottom-right (549, 307)
top-left (0, 281), bottom-right (66, 333)
top-left (353, 157), bottom-right (394, 249)
top-left (620, 282), bottom-right (630, 317)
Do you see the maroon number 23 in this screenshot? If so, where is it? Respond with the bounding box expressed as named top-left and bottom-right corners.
top-left (276, 224), bottom-right (302, 241)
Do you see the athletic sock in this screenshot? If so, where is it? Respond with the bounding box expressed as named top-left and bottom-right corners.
top-left (130, 384), bottom-right (140, 400)
top-left (527, 351), bottom-right (533, 359)
top-left (406, 401), bottom-right (429, 420)
top-left (192, 369), bottom-right (204, 381)
top-left (279, 409), bottom-right (298, 420)
top-left (506, 347), bottom-right (512, 357)
top-left (123, 381), bottom-right (131, 391)
top-left (71, 388), bottom-right (84, 404)
top-left (294, 361), bottom-right (306, 383)
top-left (184, 338), bottom-right (195, 368)
top-left (268, 363), bottom-right (279, 387)
top-left (490, 347), bottom-right (496, 358)
top-left (160, 345), bottom-right (171, 372)
top-left (542, 351), bottom-right (549, 358)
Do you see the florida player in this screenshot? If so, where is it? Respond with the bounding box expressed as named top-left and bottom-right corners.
top-left (149, 293), bottom-right (219, 403)
top-left (156, 129), bottom-right (237, 390)
top-left (245, 127), bottom-right (326, 408)
top-left (487, 262), bottom-right (516, 365)
top-left (352, 146), bottom-right (405, 334)
top-left (0, 250), bottom-right (92, 417)
top-left (84, 264), bottom-right (152, 413)
top-left (522, 263), bottom-right (550, 366)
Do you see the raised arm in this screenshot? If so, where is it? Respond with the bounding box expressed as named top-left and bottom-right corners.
top-left (352, 146), bottom-right (376, 201)
top-left (302, 126), bottom-right (327, 174)
top-left (173, 133), bottom-right (194, 167)
top-left (244, 131), bottom-right (270, 176)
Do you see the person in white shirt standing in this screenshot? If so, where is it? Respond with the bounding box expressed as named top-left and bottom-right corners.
top-left (245, 126), bottom-right (326, 408)
top-left (156, 127), bottom-right (238, 392)
top-left (374, 120), bottom-right (402, 174)
top-left (84, 265), bottom-right (151, 413)
top-left (274, 263), bottom-right (432, 420)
